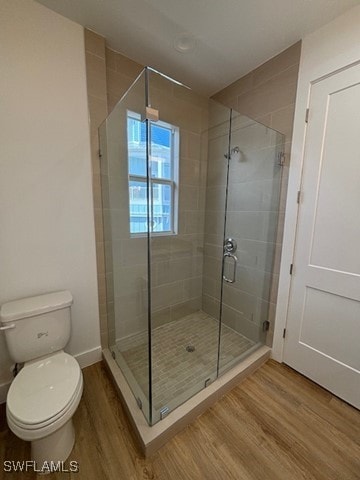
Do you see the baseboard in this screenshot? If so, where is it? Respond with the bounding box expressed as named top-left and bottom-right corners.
top-left (74, 346), bottom-right (102, 368)
top-left (0, 382), bottom-right (10, 405)
top-left (0, 345), bottom-right (102, 404)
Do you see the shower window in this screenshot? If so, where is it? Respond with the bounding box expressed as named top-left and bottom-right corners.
top-left (127, 112), bottom-right (179, 235)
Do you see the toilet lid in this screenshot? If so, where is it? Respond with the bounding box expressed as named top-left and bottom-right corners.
top-left (7, 351), bottom-right (81, 426)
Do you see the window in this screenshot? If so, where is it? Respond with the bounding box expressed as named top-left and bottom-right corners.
top-left (127, 112), bottom-right (179, 235)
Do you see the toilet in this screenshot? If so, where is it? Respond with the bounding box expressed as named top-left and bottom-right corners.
top-left (0, 291), bottom-right (83, 467)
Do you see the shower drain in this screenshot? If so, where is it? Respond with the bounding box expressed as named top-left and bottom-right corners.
top-left (186, 345), bottom-right (195, 352)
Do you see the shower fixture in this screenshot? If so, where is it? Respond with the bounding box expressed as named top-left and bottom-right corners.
top-left (224, 146), bottom-right (241, 160)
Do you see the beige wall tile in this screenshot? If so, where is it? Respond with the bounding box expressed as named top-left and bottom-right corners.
top-left (152, 307), bottom-right (171, 328)
top-left (252, 41), bottom-right (301, 88)
top-left (84, 29), bottom-right (106, 58)
top-left (94, 207), bottom-right (104, 241)
top-left (237, 64), bottom-right (299, 120)
top-left (213, 72), bottom-right (253, 105)
top-left (97, 273), bottom-right (107, 302)
top-left (106, 68), bottom-right (136, 103)
top-left (115, 51), bottom-right (143, 78)
top-left (105, 47), bottom-right (143, 112)
top-left (270, 103), bottom-right (296, 140)
top-left (96, 241), bottom-right (106, 276)
top-left (88, 95), bottom-right (107, 135)
top-left (85, 29), bottom-right (109, 339)
top-left (170, 299), bottom-right (201, 322)
top-left (86, 52), bottom-right (107, 101)
top-left (92, 174), bottom-right (103, 210)
top-left (105, 47), bottom-right (117, 71)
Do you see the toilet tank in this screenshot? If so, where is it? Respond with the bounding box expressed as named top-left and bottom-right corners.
top-left (0, 291), bottom-right (73, 364)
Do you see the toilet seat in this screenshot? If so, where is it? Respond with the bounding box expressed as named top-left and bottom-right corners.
top-left (6, 351), bottom-right (83, 441)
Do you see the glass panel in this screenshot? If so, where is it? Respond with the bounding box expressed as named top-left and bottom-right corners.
top-left (129, 180), bottom-right (148, 234)
top-left (152, 183), bottom-right (172, 233)
top-left (127, 116), bottom-right (147, 176)
top-left (218, 109), bottom-right (285, 374)
top-left (148, 69), bottom-right (219, 424)
top-left (100, 70), bottom-right (152, 423)
top-left (150, 123), bottom-right (172, 179)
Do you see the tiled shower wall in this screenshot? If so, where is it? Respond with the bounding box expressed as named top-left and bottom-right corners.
top-left (211, 42), bottom-right (301, 344)
top-left (84, 29), bottom-right (108, 347)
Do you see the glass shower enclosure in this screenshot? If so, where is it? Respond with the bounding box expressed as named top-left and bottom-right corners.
top-left (100, 67), bottom-right (284, 425)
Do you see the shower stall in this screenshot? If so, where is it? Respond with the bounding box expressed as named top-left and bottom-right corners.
top-left (99, 67), bottom-right (284, 426)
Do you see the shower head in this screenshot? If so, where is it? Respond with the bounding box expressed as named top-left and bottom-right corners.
top-left (224, 146), bottom-right (241, 160)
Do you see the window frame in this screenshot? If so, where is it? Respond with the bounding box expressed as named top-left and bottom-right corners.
top-left (127, 111), bottom-right (179, 237)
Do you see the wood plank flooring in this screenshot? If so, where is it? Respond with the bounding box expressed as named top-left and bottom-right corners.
top-left (1, 359), bottom-right (359, 479)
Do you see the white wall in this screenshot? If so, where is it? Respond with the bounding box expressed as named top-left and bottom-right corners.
top-left (272, 4), bottom-right (360, 361)
top-left (0, 0), bottom-right (101, 400)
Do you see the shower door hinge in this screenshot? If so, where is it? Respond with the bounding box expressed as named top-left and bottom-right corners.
top-left (262, 321), bottom-right (270, 332)
top-left (290, 263), bottom-right (294, 275)
top-left (146, 106), bottom-right (159, 122)
top-left (159, 406), bottom-right (169, 420)
top-left (98, 149), bottom-right (102, 159)
top-left (136, 397), bottom-right (143, 410)
top-left (283, 328), bottom-right (287, 339)
top-left (305, 108), bottom-right (309, 123)
top-left (277, 152), bottom-right (285, 166)
top-left (297, 190), bottom-right (302, 204)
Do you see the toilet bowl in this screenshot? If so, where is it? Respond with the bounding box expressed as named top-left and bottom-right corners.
top-left (6, 351), bottom-right (83, 465)
top-left (0, 291), bottom-right (83, 468)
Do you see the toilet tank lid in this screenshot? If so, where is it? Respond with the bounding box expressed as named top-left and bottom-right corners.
top-left (0, 291), bottom-right (73, 323)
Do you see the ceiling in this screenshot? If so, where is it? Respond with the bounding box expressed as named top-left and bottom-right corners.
top-left (36, 0), bottom-right (359, 95)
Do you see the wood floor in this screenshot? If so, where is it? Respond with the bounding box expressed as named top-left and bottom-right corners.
top-left (1, 359), bottom-right (360, 479)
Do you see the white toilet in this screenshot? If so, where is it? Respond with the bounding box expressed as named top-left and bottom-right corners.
top-left (0, 290), bottom-right (83, 467)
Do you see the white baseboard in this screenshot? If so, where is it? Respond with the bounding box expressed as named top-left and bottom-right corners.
top-left (0, 346), bottom-right (102, 404)
top-left (74, 346), bottom-right (102, 368)
top-left (0, 382), bottom-right (10, 405)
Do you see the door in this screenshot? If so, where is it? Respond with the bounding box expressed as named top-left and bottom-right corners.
top-left (284, 62), bottom-right (360, 409)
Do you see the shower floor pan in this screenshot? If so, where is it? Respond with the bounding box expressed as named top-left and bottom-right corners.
top-left (103, 312), bottom-right (270, 456)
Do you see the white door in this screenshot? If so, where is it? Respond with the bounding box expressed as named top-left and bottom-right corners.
top-left (284, 62), bottom-right (360, 409)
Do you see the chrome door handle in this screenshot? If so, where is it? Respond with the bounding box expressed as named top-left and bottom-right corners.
top-left (223, 252), bottom-right (238, 283)
top-left (0, 324), bottom-right (16, 331)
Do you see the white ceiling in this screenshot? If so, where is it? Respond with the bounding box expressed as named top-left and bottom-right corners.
top-left (36, 0), bottom-right (359, 95)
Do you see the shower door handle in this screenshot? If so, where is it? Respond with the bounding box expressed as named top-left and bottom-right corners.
top-left (223, 252), bottom-right (238, 284)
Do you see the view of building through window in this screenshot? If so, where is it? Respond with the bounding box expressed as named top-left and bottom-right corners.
top-left (127, 113), bottom-right (178, 234)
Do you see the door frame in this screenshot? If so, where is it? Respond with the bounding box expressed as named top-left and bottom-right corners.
top-left (272, 6), bottom-right (360, 362)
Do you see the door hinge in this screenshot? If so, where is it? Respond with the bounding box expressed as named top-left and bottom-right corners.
top-left (290, 263), bottom-right (294, 275)
top-left (98, 149), bottom-right (102, 159)
top-left (283, 328), bottom-right (287, 339)
top-left (159, 406), bottom-right (169, 420)
top-left (277, 152), bottom-right (285, 166)
top-left (262, 320), bottom-right (270, 332)
top-left (305, 108), bottom-right (309, 123)
top-left (297, 190), bottom-right (301, 204)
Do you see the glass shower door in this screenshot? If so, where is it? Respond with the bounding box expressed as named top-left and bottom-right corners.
top-left (218, 110), bottom-right (284, 374)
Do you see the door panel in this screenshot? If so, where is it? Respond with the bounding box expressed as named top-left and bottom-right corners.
top-left (284, 63), bottom-right (360, 409)
top-left (218, 110), bottom-right (284, 374)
